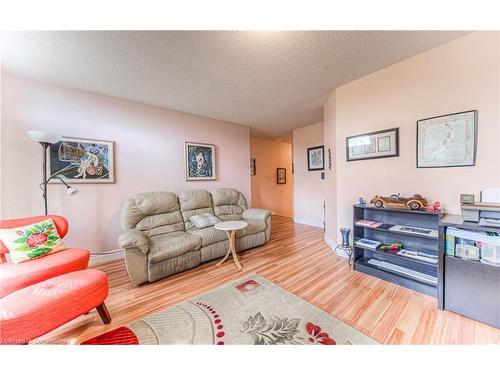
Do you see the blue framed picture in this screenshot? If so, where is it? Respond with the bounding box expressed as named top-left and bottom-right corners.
top-left (185, 141), bottom-right (217, 181)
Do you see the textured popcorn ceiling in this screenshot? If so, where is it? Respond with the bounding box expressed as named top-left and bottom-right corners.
top-left (1, 31), bottom-right (469, 137)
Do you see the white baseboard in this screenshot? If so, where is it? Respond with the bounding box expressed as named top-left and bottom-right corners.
top-left (324, 234), bottom-right (336, 250)
top-left (89, 249), bottom-right (124, 266)
top-left (293, 217), bottom-right (324, 228)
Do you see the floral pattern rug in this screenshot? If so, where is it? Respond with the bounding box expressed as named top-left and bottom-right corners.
top-left (82, 273), bottom-right (378, 345)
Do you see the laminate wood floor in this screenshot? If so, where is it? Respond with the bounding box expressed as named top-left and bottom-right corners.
top-left (41, 216), bottom-right (500, 344)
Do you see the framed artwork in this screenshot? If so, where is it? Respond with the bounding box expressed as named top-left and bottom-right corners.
top-left (185, 142), bottom-right (217, 181)
top-left (307, 145), bottom-right (324, 171)
top-left (346, 128), bottom-right (399, 161)
top-left (417, 110), bottom-right (477, 168)
top-left (47, 137), bottom-right (115, 183)
top-left (277, 168), bottom-right (286, 184)
top-left (250, 157), bottom-right (256, 176)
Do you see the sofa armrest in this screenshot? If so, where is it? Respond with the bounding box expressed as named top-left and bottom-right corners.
top-left (243, 208), bottom-right (271, 221)
top-left (119, 229), bottom-right (150, 255)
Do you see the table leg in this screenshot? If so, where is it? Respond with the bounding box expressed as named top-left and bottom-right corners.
top-left (229, 230), bottom-right (243, 271)
top-left (216, 230), bottom-right (243, 270)
top-left (217, 240), bottom-right (232, 266)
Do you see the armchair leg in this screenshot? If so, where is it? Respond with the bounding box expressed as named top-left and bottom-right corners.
top-left (96, 302), bottom-right (112, 324)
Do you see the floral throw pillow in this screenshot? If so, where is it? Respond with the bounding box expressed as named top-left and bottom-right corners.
top-left (0, 218), bottom-right (66, 263)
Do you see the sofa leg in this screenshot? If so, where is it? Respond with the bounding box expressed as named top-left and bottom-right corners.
top-left (96, 302), bottom-right (112, 324)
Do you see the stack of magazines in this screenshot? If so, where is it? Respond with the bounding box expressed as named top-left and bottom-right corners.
top-left (355, 220), bottom-right (383, 228)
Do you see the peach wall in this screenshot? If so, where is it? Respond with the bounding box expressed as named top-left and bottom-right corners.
top-left (324, 31), bottom-right (500, 243)
top-left (0, 72), bottom-right (251, 254)
top-left (292, 122), bottom-right (325, 227)
top-left (250, 136), bottom-right (292, 217)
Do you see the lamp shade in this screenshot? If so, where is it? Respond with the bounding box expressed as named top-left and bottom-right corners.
top-left (27, 131), bottom-right (62, 144)
top-left (67, 186), bottom-right (79, 196)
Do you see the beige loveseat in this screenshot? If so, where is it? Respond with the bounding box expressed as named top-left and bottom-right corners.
top-left (118, 188), bottom-right (271, 285)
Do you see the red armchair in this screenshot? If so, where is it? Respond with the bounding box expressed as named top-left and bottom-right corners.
top-left (0, 215), bottom-right (90, 297)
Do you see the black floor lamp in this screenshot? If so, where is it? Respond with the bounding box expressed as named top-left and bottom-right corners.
top-left (27, 131), bottom-right (79, 215)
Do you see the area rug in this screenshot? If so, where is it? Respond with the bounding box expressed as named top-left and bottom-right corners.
top-left (82, 273), bottom-right (377, 345)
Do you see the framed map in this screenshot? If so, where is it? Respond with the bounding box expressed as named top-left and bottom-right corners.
top-left (346, 128), bottom-right (399, 161)
top-left (417, 110), bottom-right (477, 168)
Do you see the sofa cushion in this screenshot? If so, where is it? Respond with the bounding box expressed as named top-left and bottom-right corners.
top-left (135, 192), bottom-right (180, 216)
top-left (211, 188), bottom-right (247, 207)
top-left (188, 226), bottom-right (227, 247)
top-left (0, 248), bottom-right (90, 298)
top-left (236, 219), bottom-right (267, 238)
top-left (120, 191), bottom-right (183, 231)
top-left (214, 205), bottom-right (245, 221)
top-left (136, 212), bottom-right (185, 236)
top-left (178, 190), bottom-right (215, 230)
top-left (121, 192), bottom-right (186, 236)
top-left (148, 232), bottom-right (201, 264)
top-left (0, 269), bottom-right (108, 344)
top-left (178, 190), bottom-right (212, 211)
top-left (211, 188), bottom-right (248, 221)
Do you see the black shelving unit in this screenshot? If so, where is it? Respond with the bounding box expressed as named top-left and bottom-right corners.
top-left (353, 204), bottom-right (442, 297)
top-left (438, 214), bottom-right (499, 328)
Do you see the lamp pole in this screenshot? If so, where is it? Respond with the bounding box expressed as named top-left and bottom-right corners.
top-left (28, 132), bottom-right (78, 215)
top-left (40, 142), bottom-right (51, 215)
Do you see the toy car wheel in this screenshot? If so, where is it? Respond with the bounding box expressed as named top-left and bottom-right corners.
top-left (408, 201), bottom-right (420, 210)
top-left (373, 200), bottom-right (383, 208)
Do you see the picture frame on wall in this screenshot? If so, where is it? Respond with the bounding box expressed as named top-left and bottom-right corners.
top-left (346, 128), bottom-right (399, 162)
top-left (47, 136), bottom-right (115, 183)
top-left (250, 157), bottom-right (256, 176)
top-left (185, 141), bottom-right (217, 181)
top-left (277, 168), bottom-right (286, 184)
top-left (416, 110), bottom-right (477, 168)
top-left (307, 145), bottom-right (324, 171)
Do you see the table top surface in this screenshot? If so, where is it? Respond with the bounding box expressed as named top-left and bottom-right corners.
top-left (214, 221), bottom-right (248, 231)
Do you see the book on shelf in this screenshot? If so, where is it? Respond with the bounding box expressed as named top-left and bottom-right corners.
top-left (355, 220), bottom-right (383, 228)
top-left (396, 249), bottom-right (438, 264)
top-left (388, 224), bottom-right (438, 238)
top-left (355, 238), bottom-right (382, 249)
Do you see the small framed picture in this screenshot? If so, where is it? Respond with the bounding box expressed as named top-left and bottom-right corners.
top-left (307, 145), bottom-right (324, 171)
top-left (185, 142), bottom-right (216, 181)
top-left (250, 157), bottom-right (256, 176)
top-left (417, 110), bottom-right (477, 168)
top-left (346, 128), bottom-right (399, 161)
top-left (277, 168), bottom-right (286, 184)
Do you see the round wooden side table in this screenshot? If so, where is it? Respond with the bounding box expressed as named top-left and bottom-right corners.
top-left (215, 220), bottom-right (248, 270)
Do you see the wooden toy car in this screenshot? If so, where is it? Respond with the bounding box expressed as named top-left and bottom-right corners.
top-left (370, 194), bottom-right (428, 210)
